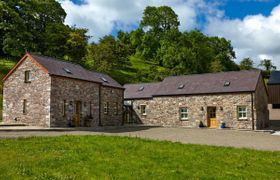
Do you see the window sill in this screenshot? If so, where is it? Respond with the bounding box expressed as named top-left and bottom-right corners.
top-left (180, 119), bottom-right (189, 121)
top-left (238, 118), bottom-right (248, 121)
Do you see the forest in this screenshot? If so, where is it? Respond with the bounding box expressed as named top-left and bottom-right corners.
top-left (0, 0), bottom-right (277, 84)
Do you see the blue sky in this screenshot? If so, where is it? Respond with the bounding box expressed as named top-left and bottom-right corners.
top-left (60, 0), bottom-right (280, 68)
top-left (222, 0), bottom-right (279, 19)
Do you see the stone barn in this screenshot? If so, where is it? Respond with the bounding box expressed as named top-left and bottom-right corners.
top-left (2, 53), bottom-right (124, 127)
top-left (124, 70), bottom-right (269, 130)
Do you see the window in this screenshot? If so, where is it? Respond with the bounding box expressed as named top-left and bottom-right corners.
top-left (237, 106), bottom-right (247, 120)
top-left (62, 100), bottom-right (66, 116)
top-left (24, 70), bottom-right (31, 83)
top-left (180, 107), bottom-right (188, 120)
top-left (104, 102), bottom-right (109, 114)
top-left (272, 104), bottom-right (280, 109)
top-left (23, 99), bottom-right (27, 114)
top-left (140, 105), bottom-right (146, 115)
top-left (89, 101), bottom-right (92, 117)
top-left (114, 102), bottom-right (118, 115)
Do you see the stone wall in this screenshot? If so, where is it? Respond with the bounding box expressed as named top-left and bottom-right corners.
top-left (131, 93), bottom-right (255, 129)
top-left (268, 104), bottom-right (280, 120)
top-left (254, 76), bottom-right (269, 129)
top-left (50, 76), bottom-right (100, 127)
top-left (3, 57), bottom-right (51, 127)
top-left (100, 86), bottom-right (123, 126)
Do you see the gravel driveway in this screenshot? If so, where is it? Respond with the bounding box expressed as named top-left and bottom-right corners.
top-left (0, 127), bottom-right (279, 151)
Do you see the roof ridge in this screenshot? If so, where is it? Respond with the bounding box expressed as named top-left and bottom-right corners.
top-left (124, 82), bottom-right (161, 86)
top-left (164, 70), bottom-right (261, 80)
top-left (30, 54), bottom-right (83, 67)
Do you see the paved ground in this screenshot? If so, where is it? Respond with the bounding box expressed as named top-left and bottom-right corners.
top-left (0, 127), bottom-right (279, 151)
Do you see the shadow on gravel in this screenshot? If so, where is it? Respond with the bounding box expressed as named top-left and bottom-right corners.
top-left (75, 126), bottom-right (160, 133)
top-left (269, 120), bottom-right (280, 130)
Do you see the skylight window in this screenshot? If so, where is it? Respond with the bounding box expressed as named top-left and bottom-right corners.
top-left (178, 84), bottom-right (185, 89)
top-left (100, 77), bottom-right (108, 83)
top-left (138, 86), bottom-right (144, 91)
top-left (63, 68), bottom-right (72, 74)
top-left (224, 81), bottom-right (230, 87)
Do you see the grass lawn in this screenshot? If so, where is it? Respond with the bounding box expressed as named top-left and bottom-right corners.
top-left (0, 136), bottom-right (279, 179)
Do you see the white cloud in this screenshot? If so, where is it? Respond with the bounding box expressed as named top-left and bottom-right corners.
top-left (205, 4), bottom-right (280, 69)
top-left (59, 0), bottom-right (219, 42)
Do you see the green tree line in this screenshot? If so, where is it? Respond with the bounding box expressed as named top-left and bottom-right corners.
top-left (0, 2), bottom-right (277, 84)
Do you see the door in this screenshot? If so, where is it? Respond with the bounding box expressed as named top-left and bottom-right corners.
top-left (75, 101), bottom-right (81, 127)
top-left (207, 107), bottom-right (217, 128)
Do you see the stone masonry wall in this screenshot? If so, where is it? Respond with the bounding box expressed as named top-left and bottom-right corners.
top-left (254, 76), bottom-right (269, 129)
top-left (3, 57), bottom-right (51, 127)
top-left (132, 93), bottom-right (254, 129)
top-left (100, 86), bottom-right (123, 126)
top-left (50, 76), bottom-right (100, 127)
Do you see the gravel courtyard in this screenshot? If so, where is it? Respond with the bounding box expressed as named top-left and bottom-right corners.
top-left (0, 127), bottom-right (279, 151)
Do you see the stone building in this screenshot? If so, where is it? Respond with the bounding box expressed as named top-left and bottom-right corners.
top-left (124, 70), bottom-right (269, 130)
top-left (2, 53), bottom-right (124, 127)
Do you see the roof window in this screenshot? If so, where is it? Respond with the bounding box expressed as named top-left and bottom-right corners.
top-left (63, 68), bottom-right (72, 74)
top-left (100, 77), bottom-right (108, 83)
top-left (224, 81), bottom-right (230, 87)
top-left (138, 86), bottom-right (144, 91)
top-left (178, 84), bottom-right (185, 89)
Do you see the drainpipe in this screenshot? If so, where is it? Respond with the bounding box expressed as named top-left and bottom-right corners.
top-left (99, 85), bottom-right (102, 126)
top-left (122, 90), bottom-right (125, 126)
top-left (251, 92), bottom-right (255, 130)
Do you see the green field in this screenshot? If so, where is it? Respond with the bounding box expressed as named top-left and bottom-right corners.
top-left (0, 59), bottom-right (16, 121)
top-left (0, 135), bottom-right (279, 179)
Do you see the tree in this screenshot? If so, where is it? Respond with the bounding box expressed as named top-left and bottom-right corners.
top-left (85, 35), bottom-right (130, 73)
top-left (259, 59), bottom-right (276, 71)
top-left (65, 27), bottom-right (89, 64)
top-left (259, 59), bottom-right (276, 78)
top-left (240, 58), bottom-right (254, 70)
top-left (0, 0), bottom-right (66, 57)
top-left (140, 6), bottom-right (180, 33)
top-left (137, 6), bottom-right (180, 62)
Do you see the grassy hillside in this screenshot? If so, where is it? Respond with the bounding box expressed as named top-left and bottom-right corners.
top-left (111, 56), bottom-right (166, 85)
top-left (0, 59), bottom-right (16, 121)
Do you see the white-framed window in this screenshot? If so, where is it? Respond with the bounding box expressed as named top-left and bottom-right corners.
top-left (23, 99), bottom-right (27, 114)
top-left (104, 102), bottom-right (109, 114)
top-left (180, 107), bottom-right (188, 120)
top-left (140, 105), bottom-right (146, 115)
top-left (237, 106), bottom-right (247, 120)
top-left (24, 70), bottom-right (31, 83)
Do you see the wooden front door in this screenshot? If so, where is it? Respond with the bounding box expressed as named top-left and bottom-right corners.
top-left (75, 101), bottom-right (81, 127)
top-left (207, 107), bottom-right (217, 128)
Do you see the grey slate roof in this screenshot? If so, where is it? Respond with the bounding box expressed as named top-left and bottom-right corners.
top-left (124, 82), bottom-right (161, 99)
top-left (268, 71), bottom-right (280, 85)
top-left (124, 70), bottom-right (261, 99)
top-left (31, 54), bottom-right (123, 89)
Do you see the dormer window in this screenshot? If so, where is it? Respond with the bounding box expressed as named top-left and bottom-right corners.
top-left (24, 70), bottom-right (31, 83)
top-left (178, 84), bottom-right (185, 89)
top-left (63, 68), bottom-right (72, 74)
top-left (138, 86), bottom-right (144, 91)
top-left (224, 81), bottom-right (230, 87)
top-left (100, 77), bottom-right (108, 83)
